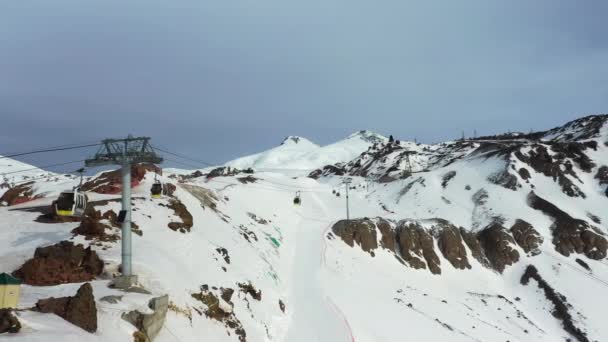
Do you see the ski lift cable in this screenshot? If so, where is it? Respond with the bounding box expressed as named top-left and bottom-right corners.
top-left (153, 146), bottom-right (216, 167)
top-left (0, 143), bottom-right (101, 160)
top-left (0, 159), bottom-right (87, 176)
top-left (0, 140), bottom-right (101, 159)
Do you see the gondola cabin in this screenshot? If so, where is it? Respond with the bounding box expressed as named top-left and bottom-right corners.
top-left (0, 273), bottom-right (21, 309)
top-left (54, 190), bottom-right (87, 217)
top-left (293, 192), bottom-right (301, 206)
top-left (151, 181), bottom-right (162, 199)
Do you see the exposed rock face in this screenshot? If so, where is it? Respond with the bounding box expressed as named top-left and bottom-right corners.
top-left (376, 218), bottom-right (395, 251)
top-left (477, 223), bottom-right (520, 273)
top-left (162, 183), bottom-right (176, 196)
top-left (192, 286), bottom-right (246, 342)
top-left (596, 165), bottom-right (608, 185)
top-left (396, 221), bottom-right (441, 274)
top-left (521, 265), bottom-right (590, 342)
top-left (510, 219), bottom-right (543, 254)
top-left (206, 166), bottom-right (253, 179)
top-left (434, 221), bottom-right (471, 270)
top-left (36, 283), bottom-right (97, 333)
top-left (238, 282), bottom-right (262, 301)
top-left (332, 219), bottom-right (378, 256)
top-left (515, 145), bottom-right (586, 198)
top-left (528, 192), bottom-right (607, 260)
top-left (122, 295), bottom-right (169, 342)
top-left (81, 163), bottom-right (160, 194)
top-left (13, 241), bottom-right (103, 286)
top-left (0, 182), bottom-right (39, 205)
top-left (72, 207), bottom-right (113, 240)
top-left (0, 309), bottom-right (21, 334)
top-left (459, 228), bottom-right (487, 265)
top-left (441, 171), bottom-right (456, 188)
top-left (518, 167), bottom-right (531, 181)
top-left (487, 169), bottom-right (518, 190)
top-left (164, 199), bottom-right (193, 233)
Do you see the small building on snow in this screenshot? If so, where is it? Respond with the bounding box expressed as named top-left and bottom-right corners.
top-left (0, 273), bottom-right (21, 309)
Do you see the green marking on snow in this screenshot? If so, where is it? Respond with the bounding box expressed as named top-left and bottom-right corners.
top-left (267, 271), bottom-right (279, 285)
top-left (273, 226), bottom-right (283, 241)
top-left (264, 232), bottom-right (281, 248)
top-left (269, 237), bottom-right (280, 248)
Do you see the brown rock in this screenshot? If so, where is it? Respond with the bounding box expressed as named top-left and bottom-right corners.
top-left (528, 192), bottom-right (607, 260)
top-left (0, 309), bottom-right (21, 334)
top-left (81, 163), bottom-right (160, 194)
top-left (396, 221), bottom-right (441, 274)
top-left (36, 283), bottom-right (97, 333)
top-left (331, 219), bottom-right (378, 255)
top-left (165, 199), bottom-right (193, 233)
top-left (13, 241), bottom-right (103, 286)
top-left (0, 182), bottom-right (40, 206)
top-left (459, 227), bottom-right (487, 265)
top-left (477, 223), bottom-right (520, 273)
top-left (518, 167), bottom-right (531, 180)
top-left (596, 165), bottom-right (608, 185)
top-left (376, 218), bottom-right (395, 251)
top-left (510, 219), bottom-right (543, 254)
top-left (435, 221), bottom-right (471, 270)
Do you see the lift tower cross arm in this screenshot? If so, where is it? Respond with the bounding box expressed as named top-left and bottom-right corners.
top-left (85, 136), bottom-right (163, 286)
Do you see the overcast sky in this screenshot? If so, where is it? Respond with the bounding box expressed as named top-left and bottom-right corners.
top-left (1, 1), bottom-right (607, 171)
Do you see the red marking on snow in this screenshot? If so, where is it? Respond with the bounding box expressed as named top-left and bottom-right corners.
top-left (326, 296), bottom-right (356, 342)
top-left (11, 195), bottom-right (43, 206)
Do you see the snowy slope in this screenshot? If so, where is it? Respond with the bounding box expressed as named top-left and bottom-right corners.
top-left (226, 131), bottom-right (387, 174)
top-left (1, 114), bottom-right (608, 342)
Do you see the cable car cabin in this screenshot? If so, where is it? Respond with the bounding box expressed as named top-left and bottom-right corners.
top-left (151, 181), bottom-right (162, 199)
top-left (293, 192), bottom-right (302, 206)
top-left (54, 190), bottom-right (87, 217)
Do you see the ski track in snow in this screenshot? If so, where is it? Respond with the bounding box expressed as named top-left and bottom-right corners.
top-left (286, 193), bottom-right (354, 342)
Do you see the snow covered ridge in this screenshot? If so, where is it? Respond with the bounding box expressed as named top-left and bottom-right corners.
top-left (1, 113), bottom-right (608, 341)
top-left (225, 130), bottom-right (387, 173)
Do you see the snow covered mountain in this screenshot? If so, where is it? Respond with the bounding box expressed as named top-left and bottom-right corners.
top-left (1, 114), bottom-right (608, 342)
top-left (226, 131), bottom-right (387, 174)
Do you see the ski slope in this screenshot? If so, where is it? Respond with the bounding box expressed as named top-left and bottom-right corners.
top-left (1, 115), bottom-right (608, 341)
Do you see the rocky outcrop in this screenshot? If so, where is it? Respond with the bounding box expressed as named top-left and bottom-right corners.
top-left (528, 192), bottom-right (607, 260)
top-left (81, 163), bottom-right (160, 194)
top-left (518, 167), bottom-right (531, 181)
top-left (441, 171), bottom-right (456, 188)
top-left (459, 228), bottom-right (487, 265)
top-left (487, 169), bottom-right (518, 190)
top-left (521, 265), bottom-right (589, 342)
top-left (192, 285), bottom-right (246, 342)
top-left (596, 165), bottom-right (608, 185)
top-left (72, 207), bottom-right (113, 240)
top-left (434, 221), bottom-right (471, 270)
top-left (376, 218), bottom-right (396, 251)
top-left (396, 221), bottom-right (441, 274)
top-left (13, 241), bottom-right (103, 286)
top-left (510, 219), bottom-right (543, 255)
top-left (122, 295), bottom-right (169, 342)
top-left (332, 219), bottom-right (378, 256)
top-left (162, 183), bottom-right (176, 196)
top-left (163, 199), bottom-right (193, 233)
top-left (0, 309), bottom-right (21, 334)
top-left (36, 283), bottom-right (97, 333)
top-left (515, 145), bottom-right (586, 198)
top-left (0, 182), bottom-right (40, 205)
top-left (477, 223), bottom-right (520, 273)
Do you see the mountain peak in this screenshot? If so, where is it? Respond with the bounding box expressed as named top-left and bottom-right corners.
top-left (280, 136), bottom-right (316, 147)
top-left (347, 130), bottom-right (387, 144)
